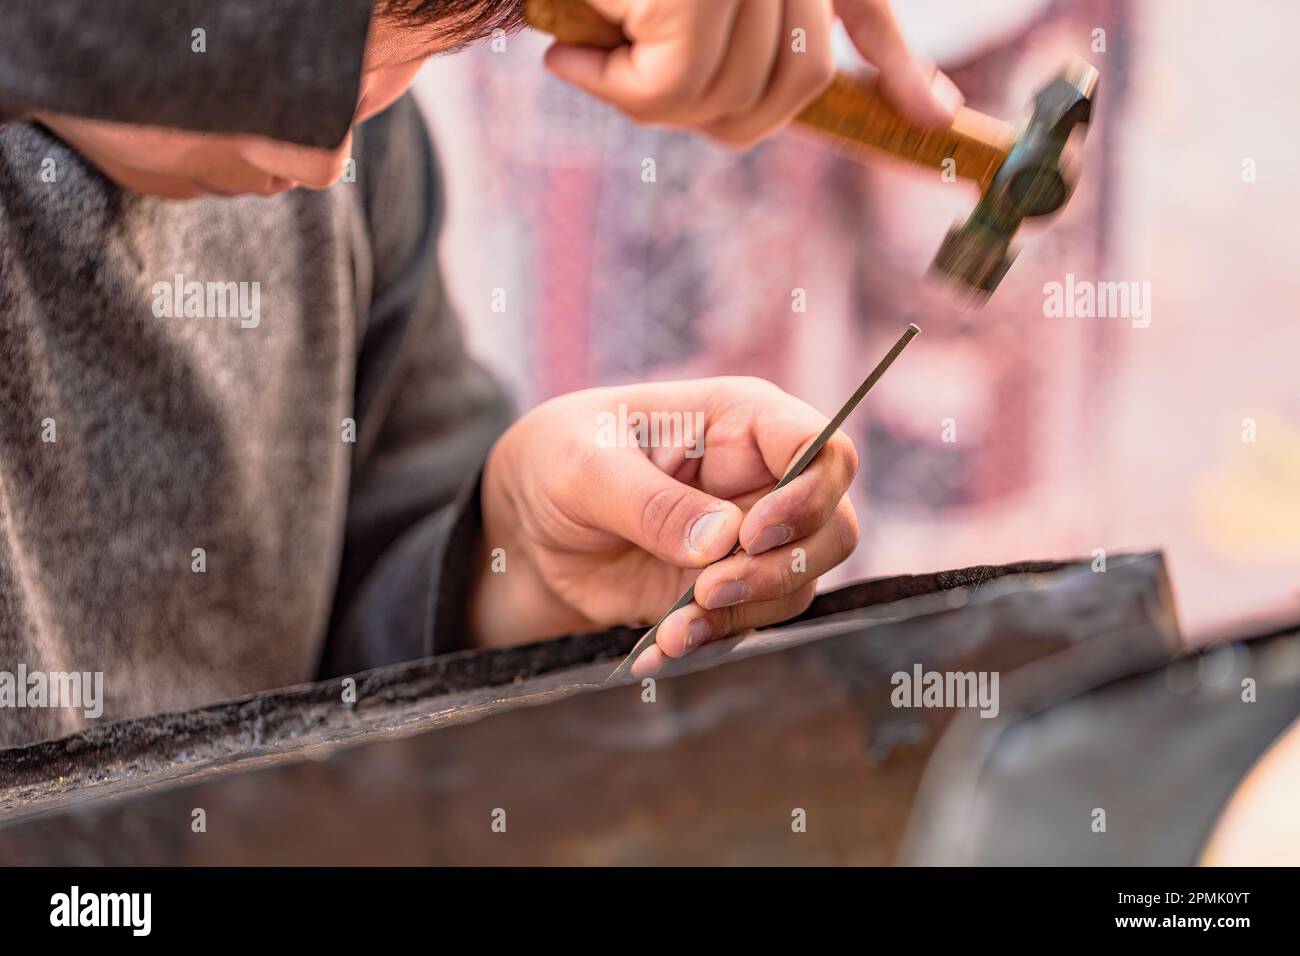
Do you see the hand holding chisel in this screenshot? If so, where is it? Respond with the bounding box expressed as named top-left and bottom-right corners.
top-left (605, 323), bottom-right (920, 683)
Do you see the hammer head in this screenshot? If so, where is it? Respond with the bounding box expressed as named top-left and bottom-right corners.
top-left (931, 58), bottom-right (1100, 304)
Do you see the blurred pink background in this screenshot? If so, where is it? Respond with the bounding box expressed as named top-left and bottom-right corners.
top-left (414, 0), bottom-right (1300, 644)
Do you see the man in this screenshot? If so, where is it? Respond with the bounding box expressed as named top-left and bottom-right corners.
top-left (0, 0), bottom-right (960, 147)
top-left (0, 0), bottom-right (952, 746)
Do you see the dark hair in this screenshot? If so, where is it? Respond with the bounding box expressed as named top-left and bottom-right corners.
top-left (378, 0), bottom-right (526, 46)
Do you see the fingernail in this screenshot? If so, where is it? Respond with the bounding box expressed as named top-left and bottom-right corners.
top-left (688, 511), bottom-right (728, 556)
top-left (684, 617), bottom-right (712, 651)
top-left (706, 579), bottom-right (750, 609)
top-left (929, 70), bottom-right (964, 117)
top-left (748, 524), bottom-right (792, 555)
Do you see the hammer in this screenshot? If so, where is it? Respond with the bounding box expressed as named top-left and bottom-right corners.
top-left (524, 0), bottom-right (1099, 303)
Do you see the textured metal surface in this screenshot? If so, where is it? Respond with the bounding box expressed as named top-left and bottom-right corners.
top-left (0, 553), bottom-right (1178, 863)
top-left (902, 619), bottom-right (1300, 865)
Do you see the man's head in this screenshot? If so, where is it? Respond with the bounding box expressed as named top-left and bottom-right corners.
top-left (35, 1), bottom-right (524, 199)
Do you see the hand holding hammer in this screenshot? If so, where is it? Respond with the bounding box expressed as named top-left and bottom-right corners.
top-left (527, 0), bottom-right (1099, 302)
top-left (538, 0), bottom-right (966, 145)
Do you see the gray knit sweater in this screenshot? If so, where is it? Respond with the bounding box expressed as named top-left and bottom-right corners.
top-left (0, 95), bottom-right (512, 748)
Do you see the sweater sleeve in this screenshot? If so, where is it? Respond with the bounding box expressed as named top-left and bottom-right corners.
top-left (317, 93), bottom-right (514, 678)
top-left (0, 0), bottom-right (372, 148)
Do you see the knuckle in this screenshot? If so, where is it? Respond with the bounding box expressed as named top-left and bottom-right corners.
top-left (624, 96), bottom-right (672, 123)
top-left (620, 82), bottom-right (696, 122)
top-left (619, 101), bottom-right (655, 123)
top-left (793, 43), bottom-right (834, 85)
top-left (784, 472), bottom-right (818, 518)
top-left (737, 555), bottom-right (780, 602)
top-left (716, 124), bottom-right (764, 150)
top-left (722, 602), bottom-right (745, 637)
top-left (702, 602), bottom-right (737, 640)
top-left (713, 128), bottom-right (758, 149)
top-left (777, 553), bottom-right (799, 595)
top-left (784, 52), bottom-right (834, 115)
top-left (736, 374), bottom-right (782, 399)
top-left (569, 437), bottom-right (604, 478)
top-left (707, 121), bottom-right (759, 149)
top-left (829, 431), bottom-right (860, 477)
top-left (793, 584), bottom-right (817, 615)
top-left (834, 503), bottom-right (860, 560)
top-left (722, 79), bottom-right (768, 119)
top-left (640, 484), bottom-right (692, 554)
top-left (652, 72), bottom-right (709, 109)
top-left (810, 51), bottom-right (836, 87)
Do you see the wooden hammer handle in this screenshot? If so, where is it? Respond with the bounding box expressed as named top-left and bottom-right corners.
top-left (525, 0), bottom-right (1016, 190)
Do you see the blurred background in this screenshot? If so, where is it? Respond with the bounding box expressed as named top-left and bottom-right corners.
top-left (414, 0), bottom-right (1300, 646)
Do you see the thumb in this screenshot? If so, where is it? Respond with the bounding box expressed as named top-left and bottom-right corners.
top-left (834, 0), bottom-right (963, 128)
top-left (581, 449), bottom-right (743, 568)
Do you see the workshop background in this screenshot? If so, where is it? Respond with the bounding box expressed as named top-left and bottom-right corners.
top-left (415, 0), bottom-right (1300, 645)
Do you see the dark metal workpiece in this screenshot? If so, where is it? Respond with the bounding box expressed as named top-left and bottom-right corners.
top-left (0, 553), bottom-right (1181, 864)
top-left (903, 618), bottom-right (1300, 865)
